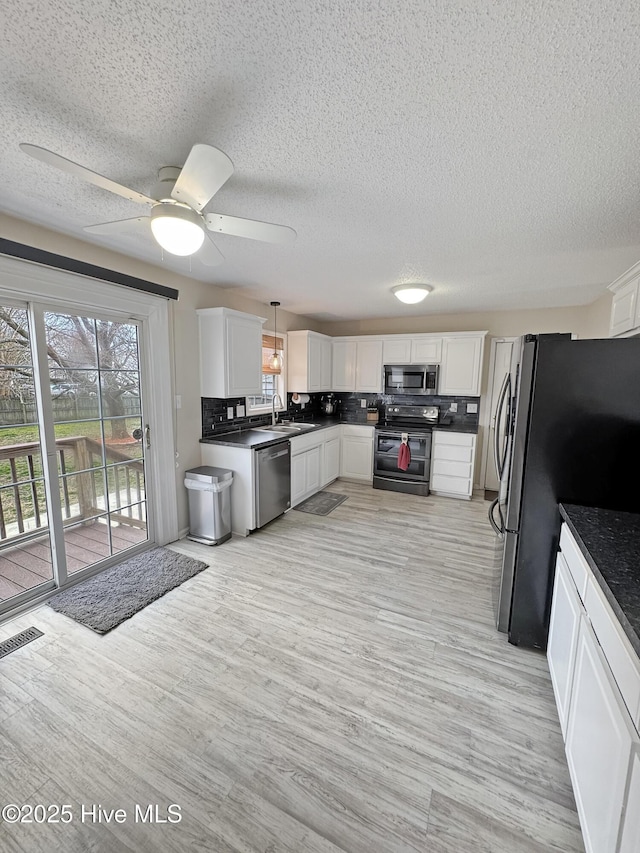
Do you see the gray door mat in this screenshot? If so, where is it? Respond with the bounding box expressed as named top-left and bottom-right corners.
top-left (48, 547), bottom-right (207, 634)
top-left (293, 491), bottom-right (348, 516)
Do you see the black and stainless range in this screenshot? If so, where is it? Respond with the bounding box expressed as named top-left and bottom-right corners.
top-left (373, 404), bottom-right (439, 495)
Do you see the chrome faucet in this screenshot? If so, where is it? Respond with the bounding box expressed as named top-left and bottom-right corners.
top-left (271, 393), bottom-right (283, 425)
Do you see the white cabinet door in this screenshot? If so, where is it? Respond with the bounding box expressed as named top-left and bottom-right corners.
top-left (618, 748), bottom-right (640, 853)
top-left (332, 341), bottom-right (357, 391)
top-left (340, 430), bottom-right (373, 481)
top-left (547, 553), bottom-right (583, 739)
top-left (610, 278), bottom-right (639, 337)
top-left (227, 313), bottom-right (264, 396)
top-left (324, 437), bottom-right (340, 485)
top-left (382, 338), bottom-right (411, 364)
top-left (198, 308), bottom-right (264, 398)
top-left (566, 617), bottom-right (636, 853)
top-left (291, 453), bottom-right (307, 506)
top-left (308, 334), bottom-right (323, 391)
top-left (320, 337), bottom-right (333, 389)
top-left (411, 337), bottom-right (442, 363)
top-left (355, 340), bottom-right (383, 392)
top-left (439, 336), bottom-right (484, 396)
top-left (305, 446), bottom-right (322, 495)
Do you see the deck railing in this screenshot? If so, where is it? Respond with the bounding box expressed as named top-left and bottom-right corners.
top-left (0, 436), bottom-right (145, 542)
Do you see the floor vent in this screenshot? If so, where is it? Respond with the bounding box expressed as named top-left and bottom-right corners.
top-left (0, 627), bottom-right (44, 659)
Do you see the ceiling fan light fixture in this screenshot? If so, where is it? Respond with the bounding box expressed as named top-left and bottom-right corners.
top-left (392, 284), bottom-right (433, 304)
top-left (150, 203), bottom-right (205, 256)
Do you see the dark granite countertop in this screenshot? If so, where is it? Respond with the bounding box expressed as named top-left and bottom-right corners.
top-left (559, 503), bottom-right (640, 658)
top-left (433, 424), bottom-right (478, 434)
top-left (200, 418), bottom-right (343, 449)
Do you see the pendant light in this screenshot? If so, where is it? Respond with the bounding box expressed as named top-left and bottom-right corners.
top-left (270, 301), bottom-right (282, 371)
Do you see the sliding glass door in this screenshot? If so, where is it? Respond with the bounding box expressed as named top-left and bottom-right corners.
top-left (0, 303), bottom-right (55, 605)
top-left (0, 302), bottom-right (151, 614)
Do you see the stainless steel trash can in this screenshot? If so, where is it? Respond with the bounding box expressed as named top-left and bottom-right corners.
top-left (184, 466), bottom-right (233, 545)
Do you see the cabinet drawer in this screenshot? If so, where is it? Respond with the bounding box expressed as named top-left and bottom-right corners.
top-left (342, 425), bottom-right (374, 439)
top-left (585, 575), bottom-right (640, 731)
top-left (432, 459), bottom-right (473, 478)
top-left (433, 445), bottom-right (474, 464)
top-left (559, 525), bottom-right (589, 602)
top-left (431, 473), bottom-right (472, 495)
top-left (433, 431), bottom-right (475, 447)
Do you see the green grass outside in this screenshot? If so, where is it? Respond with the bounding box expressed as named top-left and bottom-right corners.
top-left (0, 419), bottom-right (143, 530)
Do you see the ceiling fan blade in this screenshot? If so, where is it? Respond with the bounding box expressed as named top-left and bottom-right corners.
top-left (204, 212), bottom-right (297, 244)
top-left (197, 233), bottom-right (225, 267)
top-left (171, 144), bottom-right (234, 212)
top-left (20, 144), bottom-right (155, 205)
top-left (83, 217), bottom-right (151, 237)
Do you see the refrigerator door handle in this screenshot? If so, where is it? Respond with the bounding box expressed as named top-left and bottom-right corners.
top-left (488, 496), bottom-right (505, 536)
top-left (493, 372), bottom-right (511, 479)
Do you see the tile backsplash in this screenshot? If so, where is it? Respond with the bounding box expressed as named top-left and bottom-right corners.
top-left (201, 391), bottom-right (480, 437)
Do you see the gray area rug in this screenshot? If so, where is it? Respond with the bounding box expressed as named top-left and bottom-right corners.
top-left (293, 491), bottom-right (348, 516)
top-left (48, 547), bottom-right (207, 634)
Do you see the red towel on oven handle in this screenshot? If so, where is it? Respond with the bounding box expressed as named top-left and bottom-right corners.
top-left (398, 441), bottom-right (411, 471)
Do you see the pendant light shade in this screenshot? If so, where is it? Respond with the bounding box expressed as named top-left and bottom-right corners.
top-left (270, 301), bottom-right (282, 371)
top-left (392, 284), bottom-right (433, 304)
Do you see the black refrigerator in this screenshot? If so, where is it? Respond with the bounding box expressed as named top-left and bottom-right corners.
top-left (493, 333), bottom-right (640, 650)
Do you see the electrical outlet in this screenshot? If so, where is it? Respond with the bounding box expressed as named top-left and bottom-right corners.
top-left (449, 402), bottom-right (458, 413)
top-left (466, 402), bottom-right (478, 414)
top-left (360, 398), bottom-right (367, 408)
top-left (227, 406), bottom-right (234, 419)
top-left (236, 404), bottom-right (246, 418)
top-left (175, 395), bottom-right (182, 409)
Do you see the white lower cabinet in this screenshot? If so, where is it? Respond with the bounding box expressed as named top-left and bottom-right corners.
top-left (430, 431), bottom-right (476, 499)
top-left (290, 426), bottom-right (341, 507)
top-left (340, 425), bottom-right (374, 481)
top-left (547, 553), bottom-right (583, 738)
top-left (324, 435), bottom-right (340, 484)
top-left (618, 748), bottom-right (640, 853)
top-left (547, 522), bottom-right (640, 853)
top-left (566, 617), bottom-right (637, 853)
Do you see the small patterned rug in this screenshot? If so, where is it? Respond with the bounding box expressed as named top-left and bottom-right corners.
top-left (48, 547), bottom-right (207, 634)
top-left (293, 491), bottom-right (348, 516)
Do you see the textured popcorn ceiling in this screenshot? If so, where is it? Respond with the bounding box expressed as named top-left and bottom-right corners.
top-left (1, 0), bottom-right (640, 320)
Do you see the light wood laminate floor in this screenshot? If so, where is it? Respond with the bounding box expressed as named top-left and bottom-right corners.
top-left (0, 483), bottom-right (583, 852)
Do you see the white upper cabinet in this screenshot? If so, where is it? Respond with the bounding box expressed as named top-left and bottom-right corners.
top-left (332, 340), bottom-right (357, 391)
top-left (411, 337), bottom-right (442, 363)
top-left (608, 261), bottom-right (640, 337)
top-left (332, 339), bottom-right (382, 392)
top-left (288, 330), bottom-right (333, 393)
top-left (382, 337), bottom-right (412, 363)
top-left (197, 307), bottom-right (265, 398)
top-left (382, 336), bottom-right (442, 364)
top-left (355, 340), bottom-right (383, 392)
top-left (439, 335), bottom-right (485, 396)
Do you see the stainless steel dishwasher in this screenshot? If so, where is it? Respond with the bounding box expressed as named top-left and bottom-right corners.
top-left (254, 440), bottom-right (291, 528)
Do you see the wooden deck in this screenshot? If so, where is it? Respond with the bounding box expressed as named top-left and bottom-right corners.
top-left (0, 523), bottom-right (147, 602)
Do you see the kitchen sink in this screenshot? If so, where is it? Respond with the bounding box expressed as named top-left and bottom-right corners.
top-left (257, 423), bottom-right (319, 433)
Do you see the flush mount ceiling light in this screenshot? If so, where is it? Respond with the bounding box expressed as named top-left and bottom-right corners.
top-left (392, 284), bottom-right (434, 304)
top-left (149, 202), bottom-right (205, 256)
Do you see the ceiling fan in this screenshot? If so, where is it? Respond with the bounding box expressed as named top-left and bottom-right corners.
top-left (19, 142), bottom-right (297, 267)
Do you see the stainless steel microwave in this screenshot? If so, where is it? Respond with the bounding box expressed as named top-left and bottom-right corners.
top-left (383, 363), bottom-right (439, 395)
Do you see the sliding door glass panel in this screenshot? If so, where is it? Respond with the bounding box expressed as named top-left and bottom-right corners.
top-left (0, 305), bottom-right (54, 605)
top-left (44, 312), bottom-right (148, 574)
